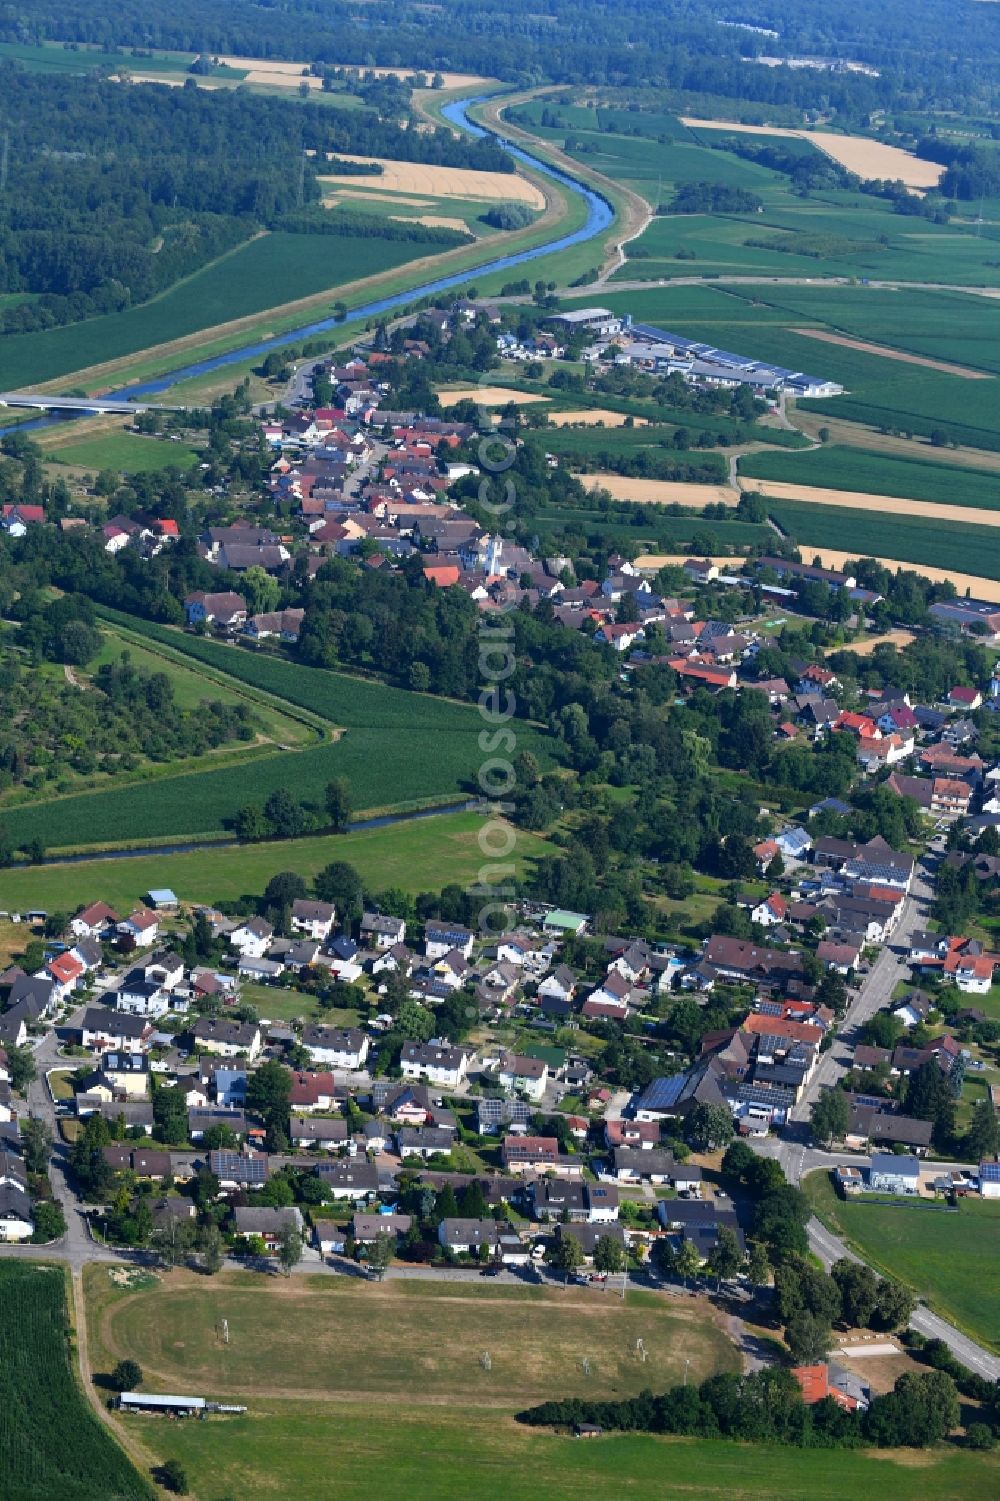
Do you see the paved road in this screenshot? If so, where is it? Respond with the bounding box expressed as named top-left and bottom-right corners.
top-left (792, 843), bottom-right (939, 1123)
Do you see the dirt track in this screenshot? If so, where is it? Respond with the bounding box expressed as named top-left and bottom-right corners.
top-left (792, 327), bottom-right (992, 379)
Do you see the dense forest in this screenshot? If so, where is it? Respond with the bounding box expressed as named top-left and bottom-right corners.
top-left (0, 67), bottom-right (501, 335)
top-left (3, 0), bottom-right (999, 116)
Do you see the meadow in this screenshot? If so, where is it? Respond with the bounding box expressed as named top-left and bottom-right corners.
top-left (123, 1401), bottom-right (1000, 1501)
top-left (0, 809), bottom-right (552, 911)
top-left (0, 1262), bottom-right (152, 1501)
top-left (44, 429), bottom-right (202, 475)
top-left (740, 445), bottom-right (1000, 510)
top-left (0, 232), bottom-right (430, 390)
top-left (764, 497), bottom-right (1000, 581)
top-left (83, 1264), bottom-right (1000, 1501)
top-left (804, 1170), bottom-right (1000, 1349)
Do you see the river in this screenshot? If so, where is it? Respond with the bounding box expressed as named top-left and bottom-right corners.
top-left (49, 93), bottom-right (614, 408)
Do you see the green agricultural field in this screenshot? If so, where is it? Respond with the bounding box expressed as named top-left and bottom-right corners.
top-left (748, 285), bottom-right (1000, 377)
top-left (740, 445), bottom-right (1000, 509)
top-left (0, 809), bottom-right (552, 911)
top-left (597, 286), bottom-right (1000, 453)
top-left (764, 497), bottom-right (1000, 580)
top-left (804, 1170), bottom-right (1000, 1349)
top-left (45, 430), bottom-right (201, 475)
top-left (0, 1262), bottom-right (152, 1501)
top-left (531, 502), bottom-right (770, 553)
top-left (0, 231), bottom-right (431, 390)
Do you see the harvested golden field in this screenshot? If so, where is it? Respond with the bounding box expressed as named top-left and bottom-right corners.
top-left (792, 327), bottom-right (992, 379)
top-left (319, 155), bottom-right (545, 205)
top-left (681, 118), bottom-right (942, 190)
top-left (799, 549), bottom-right (1000, 602)
top-left (545, 408), bottom-right (650, 427)
top-left (584, 472), bottom-right (739, 504)
top-left (392, 213), bottom-right (469, 232)
top-left (739, 478), bottom-right (1000, 529)
top-left (336, 191), bottom-right (433, 208)
top-left (218, 57), bottom-right (488, 90)
top-left (826, 629), bottom-right (916, 657)
top-left (437, 386), bottom-right (549, 405)
top-left (635, 554), bottom-right (740, 570)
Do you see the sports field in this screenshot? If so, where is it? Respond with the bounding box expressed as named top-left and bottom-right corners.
top-left (83, 1266), bottom-right (1000, 1501)
top-left (0, 809), bottom-right (551, 912)
top-left (804, 1170), bottom-right (1000, 1349)
top-left (86, 1268), bottom-right (734, 1402)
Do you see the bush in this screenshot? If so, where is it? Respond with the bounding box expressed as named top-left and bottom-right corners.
top-left (110, 1359), bottom-right (143, 1393)
top-left (160, 1458), bottom-right (189, 1494)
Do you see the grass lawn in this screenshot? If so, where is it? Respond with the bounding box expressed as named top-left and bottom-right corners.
top-left (236, 982), bottom-right (356, 1026)
top-left (803, 1169), bottom-right (1000, 1349)
top-left (45, 430), bottom-right (201, 475)
top-left (0, 1262), bottom-right (152, 1501)
top-left (123, 1398), bottom-right (1000, 1501)
top-left (0, 810), bottom-right (553, 911)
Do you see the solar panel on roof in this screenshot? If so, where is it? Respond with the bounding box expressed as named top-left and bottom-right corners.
top-left (637, 1074), bottom-right (687, 1110)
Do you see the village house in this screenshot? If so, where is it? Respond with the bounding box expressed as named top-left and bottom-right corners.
top-left (290, 900), bottom-right (337, 942)
top-left (300, 1025), bottom-right (369, 1070)
top-left (191, 1017), bottom-right (262, 1060)
top-left (497, 1052), bottom-right (549, 1102)
top-left (400, 1040), bottom-right (470, 1088)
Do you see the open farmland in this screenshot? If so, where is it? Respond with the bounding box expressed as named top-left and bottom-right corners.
top-left (582, 474), bottom-right (739, 505)
top-left (84, 1268), bottom-right (999, 1501)
top-left (438, 387), bottom-right (550, 406)
top-left (680, 118), bottom-right (944, 189)
top-left (0, 613), bottom-right (548, 852)
top-left (765, 498), bottom-right (1000, 581)
top-left (596, 286), bottom-right (1000, 453)
top-left (117, 1402), bottom-right (1000, 1501)
top-left (320, 155), bottom-right (545, 206)
top-left (804, 1171), bottom-right (1000, 1349)
top-left (0, 1263), bottom-right (151, 1501)
top-left (42, 427), bottom-right (201, 475)
top-left (530, 503), bottom-right (768, 552)
top-left (0, 809), bottom-right (551, 913)
top-left (739, 445), bottom-right (1000, 512)
top-left (0, 232), bottom-right (431, 391)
